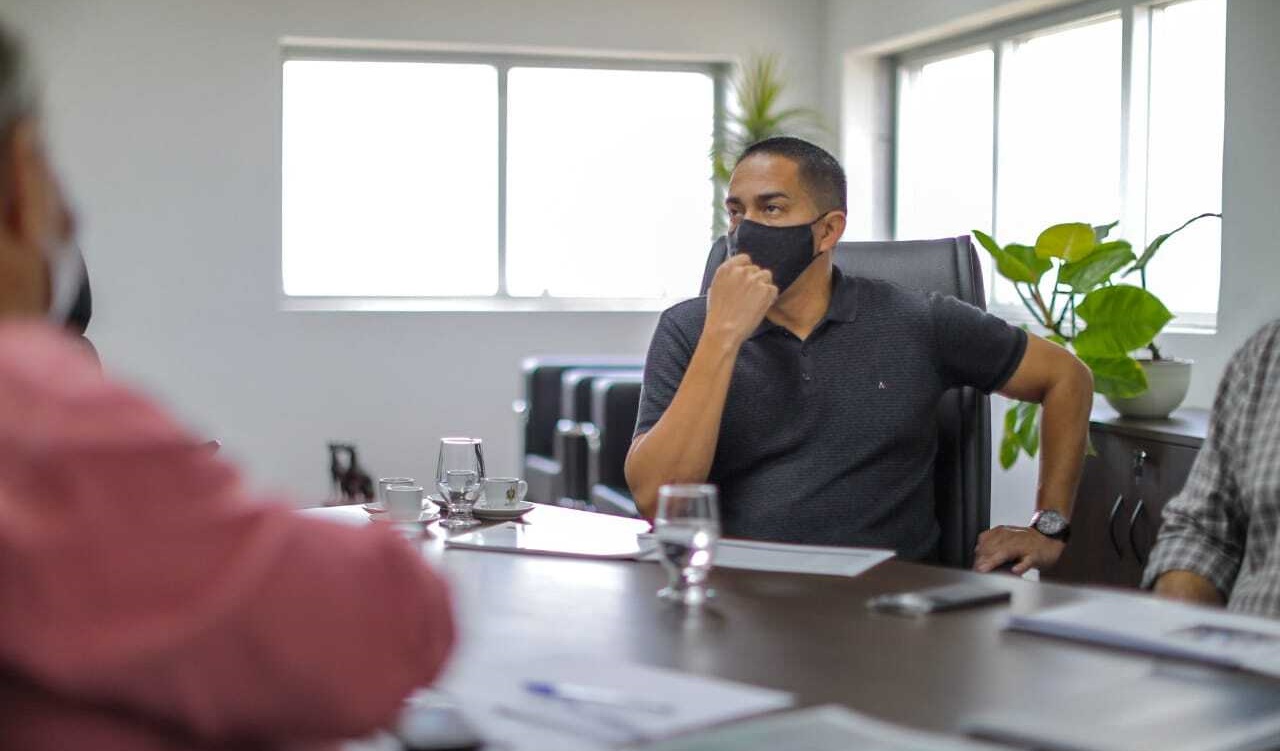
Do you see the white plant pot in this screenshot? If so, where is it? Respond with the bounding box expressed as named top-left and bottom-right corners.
top-left (1103, 358), bottom-right (1193, 419)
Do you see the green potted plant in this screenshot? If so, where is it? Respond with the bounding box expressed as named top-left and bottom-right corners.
top-left (711, 54), bottom-right (825, 235)
top-left (973, 212), bottom-right (1220, 468)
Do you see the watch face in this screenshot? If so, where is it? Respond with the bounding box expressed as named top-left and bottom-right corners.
top-left (1034, 510), bottom-right (1068, 536)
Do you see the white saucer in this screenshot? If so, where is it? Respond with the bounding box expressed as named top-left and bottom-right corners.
top-left (472, 501), bottom-right (535, 521)
top-left (371, 509), bottom-right (441, 525)
top-left (365, 499), bottom-right (438, 515)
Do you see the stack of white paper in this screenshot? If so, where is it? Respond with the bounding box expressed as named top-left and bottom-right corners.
top-left (642, 704), bottom-right (1012, 751)
top-left (637, 535), bottom-right (895, 578)
top-left (445, 525), bottom-right (895, 580)
top-left (445, 519), bottom-right (653, 559)
top-left (1006, 597), bottom-right (1280, 677)
top-left (436, 655), bottom-right (795, 751)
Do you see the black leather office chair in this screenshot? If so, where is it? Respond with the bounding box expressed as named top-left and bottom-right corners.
top-left (555, 368), bottom-right (643, 508)
top-left (586, 373), bottom-right (645, 518)
top-left (515, 357), bottom-right (643, 504)
top-left (700, 235), bottom-right (991, 568)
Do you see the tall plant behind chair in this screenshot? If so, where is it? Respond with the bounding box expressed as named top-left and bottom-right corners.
top-left (711, 54), bottom-right (826, 236)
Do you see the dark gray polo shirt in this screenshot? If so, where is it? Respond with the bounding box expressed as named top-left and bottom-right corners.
top-left (634, 267), bottom-right (1027, 560)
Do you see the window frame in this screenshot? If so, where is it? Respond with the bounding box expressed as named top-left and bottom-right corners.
top-left (890, 0), bottom-right (1222, 332)
top-left (279, 39), bottom-right (730, 312)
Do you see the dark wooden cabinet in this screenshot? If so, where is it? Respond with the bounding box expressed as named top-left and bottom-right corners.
top-left (1045, 407), bottom-right (1208, 588)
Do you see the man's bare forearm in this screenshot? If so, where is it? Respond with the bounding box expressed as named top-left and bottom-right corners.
top-left (1154, 570), bottom-right (1226, 606)
top-left (625, 333), bottom-right (741, 517)
top-left (1035, 363), bottom-right (1092, 517)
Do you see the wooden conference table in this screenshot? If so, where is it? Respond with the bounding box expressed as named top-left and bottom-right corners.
top-left (306, 503), bottom-right (1240, 742)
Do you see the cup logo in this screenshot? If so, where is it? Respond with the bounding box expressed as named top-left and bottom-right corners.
top-left (506, 487), bottom-right (517, 501)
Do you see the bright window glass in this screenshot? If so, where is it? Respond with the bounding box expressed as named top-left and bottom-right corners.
top-left (282, 60), bottom-right (498, 296)
top-left (895, 48), bottom-right (994, 243)
top-left (505, 67), bottom-right (714, 299)
top-left (995, 16), bottom-right (1123, 304)
top-left (894, 3), bottom-right (1227, 323)
top-left (1143, 0), bottom-right (1226, 317)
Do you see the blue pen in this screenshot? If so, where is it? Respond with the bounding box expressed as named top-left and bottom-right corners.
top-left (523, 680), bottom-right (675, 715)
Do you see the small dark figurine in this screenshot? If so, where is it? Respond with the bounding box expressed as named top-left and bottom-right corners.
top-left (327, 442), bottom-right (375, 505)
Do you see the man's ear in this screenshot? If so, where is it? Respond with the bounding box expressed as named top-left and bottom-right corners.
top-left (815, 211), bottom-right (847, 253)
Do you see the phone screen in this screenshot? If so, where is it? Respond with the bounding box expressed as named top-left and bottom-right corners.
top-left (867, 583), bottom-right (1011, 615)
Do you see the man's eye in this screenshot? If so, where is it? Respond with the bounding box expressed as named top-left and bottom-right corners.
top-left (765, 205), bottom-right (782, 214)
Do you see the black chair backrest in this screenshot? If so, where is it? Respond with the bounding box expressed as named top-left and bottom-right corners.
top-left (699, 235), bottom-right (990, 568)
top-left (519, 357), bottom-right (644, 459)
top-left (561, 368), bottom-right (643, 423)
top-left (588, 373), bottom-right (645, 493)
top-left (557, 368), bottom-right (643, 504)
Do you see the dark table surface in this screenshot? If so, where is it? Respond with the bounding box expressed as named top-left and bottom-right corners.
top-left (304, 503), bottom-right (1217, 738)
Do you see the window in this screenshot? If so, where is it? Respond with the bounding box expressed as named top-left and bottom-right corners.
top-left (282, 60), bottom-right (498, 297)
top-left (282, 50), bottom-right (719, 305)
top-left (1143, 0), bottom-right (1226, 317)
top-left (895, 49), bottom-right (993, 243)
top-left (893, 0), bottom-right (1226, 326)
top-left (506, 67), bottom-right (715, 299)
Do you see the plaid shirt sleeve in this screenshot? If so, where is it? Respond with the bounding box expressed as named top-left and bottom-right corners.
top-left (1141, 340), bottom-right (1254, 594)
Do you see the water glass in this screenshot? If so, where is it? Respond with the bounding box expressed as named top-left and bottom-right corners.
top-left (654, 484), bottom-right (720, 606)
top-left (436, 437), bottom-right (485, 529)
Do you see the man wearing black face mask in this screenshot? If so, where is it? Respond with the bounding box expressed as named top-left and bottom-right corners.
top-left (626, 137), bottom-right (1093, 574)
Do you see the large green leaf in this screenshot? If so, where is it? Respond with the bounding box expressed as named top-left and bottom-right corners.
top-left (1073, 285), bottom-right (1173, 357)
top-left (1003, 244), bottom-right (1052, 284)
top-left (1129, 212), bottom-right (1221, 275)
top-left (973, 230), bottom-right (1052, 284)
top-left (1015, 401), bottom-right (1040, 456)
top-left (1079, 354), bottom-right (1148, 398)
top-left (1000, 404), bottom-right (1021, 469)
top-left (1057, 241), bottom-right (1135, 292)
top-left (1035, 223), bottom-right (1097, 262)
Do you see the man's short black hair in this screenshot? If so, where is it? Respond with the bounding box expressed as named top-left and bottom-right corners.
top-left (736, 136), bottom-right (847, 213)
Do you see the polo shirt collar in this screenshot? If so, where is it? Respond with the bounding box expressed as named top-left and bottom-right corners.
top-left (748, 266), bottom-right (859, 340)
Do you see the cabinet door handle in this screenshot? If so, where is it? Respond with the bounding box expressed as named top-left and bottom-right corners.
top-left (1107, 494), bottom-right (1125, 557)
top-left (1132, 449), bottom-right (1149, 482)
top-left (1128, 498), bottom-right (1147, 566)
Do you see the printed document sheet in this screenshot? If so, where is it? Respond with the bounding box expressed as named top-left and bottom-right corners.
top-left (642, 704), bottom-right (1012, 751)
top-left (637, 535), bottom-right (894, 578)
top-left (436, 655), bottom-right (794, 751)
top-left (1006, 596), bottom-right (1280, 677)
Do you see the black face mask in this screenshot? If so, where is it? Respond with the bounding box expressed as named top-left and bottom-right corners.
top-left (727, 214), bottom-right (828, 294)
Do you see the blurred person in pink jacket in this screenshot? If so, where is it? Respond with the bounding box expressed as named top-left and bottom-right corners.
top-left (0, 21), bottom-right (455, 750)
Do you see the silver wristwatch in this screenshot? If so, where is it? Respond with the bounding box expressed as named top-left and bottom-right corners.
top-left (1030, 509), bottom-right (1071, 542)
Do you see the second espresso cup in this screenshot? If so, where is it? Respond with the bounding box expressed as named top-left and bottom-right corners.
top-left (377, 477), bottom-right (416, 509)
top-left (482, 477), bottom-right (528, 509)
top-left (385, 485), bottom-right (425, 522)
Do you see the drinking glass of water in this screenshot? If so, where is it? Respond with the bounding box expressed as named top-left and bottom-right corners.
top-left (436, 437), bottom-right (486, 530)
top-left (654, 484), bottom-right (720, 606)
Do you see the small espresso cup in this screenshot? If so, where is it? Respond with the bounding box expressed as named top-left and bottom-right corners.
top-left (377, 477), bottom-right (416, 509)
top-left (385, 485), bottom-right (425, 522)
top-left (482, 477), bottom-right (528, 509)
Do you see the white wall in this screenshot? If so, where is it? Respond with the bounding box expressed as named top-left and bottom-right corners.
top-left (7, 0), bottom-right (825, 503)
top-left (823, 0), bottom-right (1280, 525)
